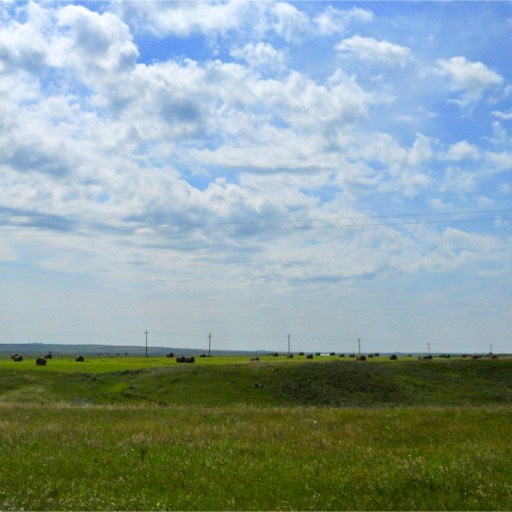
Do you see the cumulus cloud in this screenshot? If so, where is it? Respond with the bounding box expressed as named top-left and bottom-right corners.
top-left (54, 5), bottom-right (138, 73)
top-left (0, 0), bottom-right (509, 297)
top-left (230, 42), bottom-right (286, 71)
top-left (436, 56), bottom-right (503, 106)
top-left (314, 6), bottom-right (374, 36)
top-left (336, 35), bottom-right (410, 67)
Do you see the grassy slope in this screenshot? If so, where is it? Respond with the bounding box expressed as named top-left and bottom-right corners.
top-left (1, 357), bottom-right (512, 510)
top-left (0, 357), bottom-right (511, 407)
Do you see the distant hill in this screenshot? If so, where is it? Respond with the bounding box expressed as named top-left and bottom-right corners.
top-left (0, 343), bottom-right (265, 357)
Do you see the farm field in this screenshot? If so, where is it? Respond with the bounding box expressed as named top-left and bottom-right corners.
top-left (0, 355), bottom-right (511, 510)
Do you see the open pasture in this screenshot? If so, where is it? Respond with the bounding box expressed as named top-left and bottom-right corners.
top-left (0, 356), bottom-right (511, 510)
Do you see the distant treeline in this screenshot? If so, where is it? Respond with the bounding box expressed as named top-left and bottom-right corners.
top-left (0, 343), bottom-right (262, 357)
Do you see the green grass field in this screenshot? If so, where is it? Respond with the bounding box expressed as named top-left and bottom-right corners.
top-left (0, 355), bottom-right (511, 510)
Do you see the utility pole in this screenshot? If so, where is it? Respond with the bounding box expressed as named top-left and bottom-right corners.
top-left (490, 344), bottom-right (493, 355)
top-left (145, 330), bottom-right (148, 357)
top-left (358, 338), bottom-right (361, 356)
top-left (287, 334), bottom-right (291, 356)
top-left (208, 332), bottom-right (212, 358)
top-left (427, 342), bottom-right (431, 356)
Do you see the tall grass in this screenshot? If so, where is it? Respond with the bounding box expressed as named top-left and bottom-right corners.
top-left (1, 357), bottom-right (511, 510)
top-left (0, 404), bottom-right (511, 510)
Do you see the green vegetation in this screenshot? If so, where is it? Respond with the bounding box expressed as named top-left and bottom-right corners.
top-left (0, 355), bottom-right (511, 510)
top-left (1, 356), bottom-right (511, 407)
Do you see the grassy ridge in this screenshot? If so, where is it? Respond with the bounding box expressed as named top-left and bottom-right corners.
top-left (0, 357), bottom-right (511, 407)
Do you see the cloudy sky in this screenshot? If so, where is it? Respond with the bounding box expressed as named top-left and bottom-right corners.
top-left (0, 1), bottom-right (510, 354)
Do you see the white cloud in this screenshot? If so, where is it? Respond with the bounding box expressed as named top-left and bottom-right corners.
top-left (230, 42), bottom-right (285, 70)
top-left (1, 1), bottom-right (510, 353)
top-left (336, 35), bottom-right (410, 67)
top-left (0, 1), bottom-right (52, 73)
top-left (118, 0), bottom-right (251, 38)
top-left (492, 110), bottom-right (512, 120)
top-left (436, 56), bottom-right (503, 106)
top-left (446, 141), bottom-right (480, 161)
top-left (54, 5), bottom-right (138, 73)
top-left (314, 6), bottom-right (374, 36)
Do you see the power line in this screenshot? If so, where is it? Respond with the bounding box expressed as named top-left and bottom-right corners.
top-left (0, 209), bottom-right (510, 238)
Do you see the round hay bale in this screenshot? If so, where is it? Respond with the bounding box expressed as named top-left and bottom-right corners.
top-left (75, 355), bottom-right (85, 362)
top-left (36, 357), bottom-right (47, 366)
top-left (390, 354), bottom-right (398, 360)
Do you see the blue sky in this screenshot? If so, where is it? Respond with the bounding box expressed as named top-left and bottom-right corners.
top-left (0, 1), bottom-right (510, 354)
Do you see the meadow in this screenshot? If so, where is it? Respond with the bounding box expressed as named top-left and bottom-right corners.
top-left (0, 354), bottom-right (511, 510)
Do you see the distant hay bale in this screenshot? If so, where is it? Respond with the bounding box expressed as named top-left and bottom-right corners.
top-left (199, 354), bottom-right (207, 358)
top-left (36, 357), bottom-right (47, 366)
top-left (166, 352), bottom-right (174, 358)
top-left (306, 354), bottom-right (313, 359)
top-left (367, 354), bottom-right (374, 358)
top-left (287, 354), bottom-right (294, 358)
top-left (357, 355), bottom-right (366, 361)
top-left (176, 356), bottom-right (186, 363)
top-left (329, 352), bottom-right (336, 356)
top-left (339, 354), bottom-right (345, 357)
top-left (13, 355), bottom-right (23, 362)
top-left (250, 357), bottom-right (260, 362)
top-left (44, 353), bottom-right (52, 359)
top-left (75, 355), bottom-right (85, 362)
top-left (390, 354), bottom-right (398, 360)
top-left (11, 354), bottom-right (19, 360)
top-left (299, 352), bottom-right (305, 356)
top-left (272, 352), bottom-right (279, 357)
top-left (185, 356), bottom-right (195, 363)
